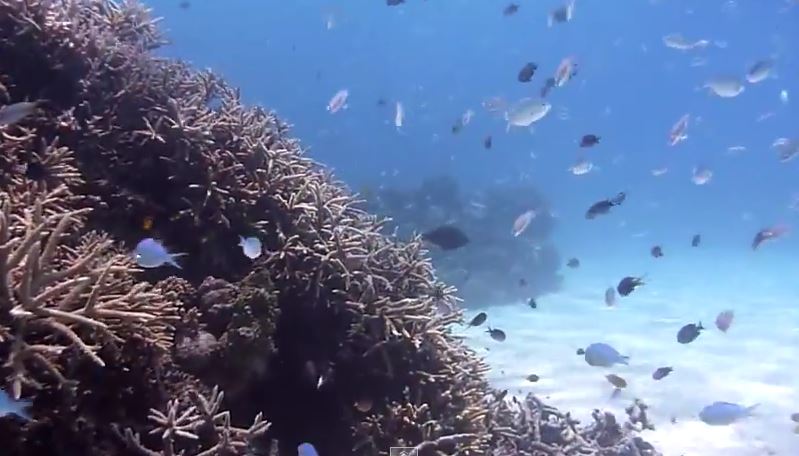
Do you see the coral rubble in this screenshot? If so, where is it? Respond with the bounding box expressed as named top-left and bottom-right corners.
top-left (0, 1), bottom-right (660, 456)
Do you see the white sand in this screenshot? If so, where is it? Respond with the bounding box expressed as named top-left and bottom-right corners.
top-left (461, 260), bottom-right (799, 456)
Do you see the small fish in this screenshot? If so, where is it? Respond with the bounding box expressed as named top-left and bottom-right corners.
top-left (691, 166), bottom-right (713, 185)
top-left (503, 3), bottom-right (519, 16)
top-left (527, 297), bottom-right (537, 309)
top-left (650, 167), bottom-right (668, 177)
top-left (703, 77), bottom-right (745, 98)
top-left (487, 327), bottom-right (506, 342)
top-left (505, 97), bottom-right (551, 130)
top-left (566, 258), bottom-right (580, 268)
top-left (354, 397), bottom-right (373, 413)
top-left (691, 234), bottom-right (701, 247)
top-left (780, 89), bottom-right (789, 105)
top-left (0, 389), bottom-right (31, 420)
top-left (519, 278), bottom-right (528, 287)
top-left (482, 96), bottom-right (508, 114)
top-left (650, 245), bottom-right (663, 258)
top-left (298, 443), bottom-right (320, 456)
top-left (421, 225), bottom-right (469, 250)
top-left (496, 389), bottom-right (508, 401)
top-left (326, 89), bottom-right (349, 113)
top-left (576, 348), bottom-right (585, 355)
top-left (134, 238), bottom-right (184, 269)
top-left (540, 77), bottom-right (556, 98)
top-left (568, 159), bottom-right (594, 176)
top-left (238, 236), bottom-right (262, 259)
top-left (699, 402), bottom-right (758, 426)
top-left (715, 310), bottom-right (734, 333)
top-left (604, 287), bottom-right (616, 307)
top-left (386, 0), bottom-right (405, 5)
top-left (461, 109), bottom-right (475, 127)
top-left (668, 113), bottom-right (690, 146)
top-left (554, 56), bottom-right (577, 87)
top-left (142, 216), bottom-right (154, 231)
top-left (0, 101), bottom-right (40, 127)
top-left (652, 367), bottom-right (673, 380)
top-left (548, 0), bottom-right (575, 27)
top-left (606, 374), bottom-right (627, 389)
top-left (394, 101), bottom-right (404, 128)
top-left (483, 135), bottom-right (492, 149)
top-left (580, 134), bottom-right (600, 147)
top-left (178, 0), bottom-right (190, 8)
top-left (525, 374), bottom-right (540, 382)
top-left (617, 276), bottom-right (644, 297)
top-left (662, 33), bottom-right (709, 51)
top-left (511, 210), bottom-right (536, 237)
top-left (583, 343), bottom-right (629, 367)
top-left (752, 225), bottom-right (788, 250)
top-left (677, 322), bottom-right (704, 344)
top-left (586, 192), bottom-right (626, 219)
top-left (773, 137), bottom-right (799, 163)
top-left (468, 312), bottom-right (487, 327)
top-left (517, 62), bottom-right (537, 82)
top-left (746, 59), bottom-right (773, 84)
top-left (791, 412), bottom-right (799, 423)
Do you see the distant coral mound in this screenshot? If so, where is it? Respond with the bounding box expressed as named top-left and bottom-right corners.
top-left (0, 1), bottom-right (659, 456)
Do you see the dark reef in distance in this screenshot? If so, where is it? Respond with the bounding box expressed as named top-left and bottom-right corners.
top-left (0, 1), bottom-right (660, 455)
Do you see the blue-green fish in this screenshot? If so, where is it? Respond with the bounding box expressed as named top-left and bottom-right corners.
top-left (699, 402), bottom-right (758, 426)
top-left (298, 443), bottom-right (319, 456)
top-left (583, 343), bottom-right (629, 367)
top-left (134, 238), bottom-right (184, 269)
top-left (0, 389), bottom-right (31, 420)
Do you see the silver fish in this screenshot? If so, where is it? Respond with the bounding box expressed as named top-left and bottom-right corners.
top-left (703, 77), bottom-right (745, 98)
top-left (134, 238), bottom-right (184, 269)
top-left (238, 236), bottom-right (262, 259)
top-left (746, 59), bottom-right (774, 84)
top-left (505, 97), bottom-right (551, 130)
top-left (0, 101), bottom-right (39, 127)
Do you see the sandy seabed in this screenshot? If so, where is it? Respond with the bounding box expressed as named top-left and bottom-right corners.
top-left (462, 256), bottom-right (799, 456)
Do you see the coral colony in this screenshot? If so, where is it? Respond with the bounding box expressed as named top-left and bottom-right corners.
top-left (0, 1), bottom-right (658, 456)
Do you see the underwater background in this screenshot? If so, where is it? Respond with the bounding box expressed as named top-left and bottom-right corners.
top-left (147, 1), bottom-right (799, 454)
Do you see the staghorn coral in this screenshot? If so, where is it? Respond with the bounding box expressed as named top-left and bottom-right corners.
top-left (0, 1), bottom-right (661, 456)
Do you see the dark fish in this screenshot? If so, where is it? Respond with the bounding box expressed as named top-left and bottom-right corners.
top-left (540, 77), bottom-right (556, 98)
top-left (652, 366), bottom-right (673, 380)
top-left (387, 0), bottom-right (405, 5)
top-left (606, 374), bottom-right (627, 389)
top-left (715, 310), bottom-right (734, 333)
top-left (604, 287), bottom-right (616, 307)
top-left (178, 0), bottom-right (190, 8)
top-left (519, 278), bottom-right (528, 287)
top-left (677, 322), bottom-right (704, 344)
top-left (650, 245), bottom-right (663, 258)
top-left (527, 297), bottom-right (537, 309)
top-left (503, 3), bottom-right (519, 16)
top-left (751, 225), bottom-right (789, 250)
top-left (421, 225), bottom-right (469, 250)
top-left (496, 389), bottom-right (508, 401)
top-left (451, 121), bottom-right (463, 134)
top-left (691, 234), bottom-right (701, 247)
top-left (468, 312), bottom-right (487, 327)
top-left (487, 327), bottom-right (506, 342)
top-left (580, 134), bottom-right (601, 147)
top-left (617, 276), bottom-right (644, 296)
top-left (566, 258), bottom-right (580, 268)
top-left (483, 135), bottom-right (493, 149)
top-left (526, 374), bottom-right (540, 382)
top-left (576, 348), bottom-right (585, 355)
top-left (517, 62), bottom-right (537, 82)
top-left (791, 412), bottom-right (799, 423)
top-left (376, 98), bottom-right (388, 107)
top-left (586, 192), bottom-right (626, 219)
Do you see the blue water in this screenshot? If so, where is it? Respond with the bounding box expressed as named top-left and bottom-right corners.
top-left (145, 1), bottom-right (799, 454)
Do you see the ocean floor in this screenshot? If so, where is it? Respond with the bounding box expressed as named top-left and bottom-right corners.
top-left (460, 256), bottom-right (799, 456)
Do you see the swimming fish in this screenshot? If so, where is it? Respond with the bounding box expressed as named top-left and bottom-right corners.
top-left (703, 77), bottom-right (745, 98)
top-left (142, 215), bottom-right (154, 231)
top-left (662, 33), bottom-right (709, 51)
top-left (691, 234), bottom-right (701, 247)
top-left (394, 101), bottom-right (404, 128)
top-left (691, 166), bottom-right (713, 185)
top-left (604, 287), bottom-right (616, 307)
top-left (617, 276), bottom-right (644, 297)
top-left (468, 312), bottom-right (487, 327)
top-left (505, 97), bottom-right (551, 130)
top-left (566, 258), bottom-right (580, 268)
top-left (746, 59), bottom-right (774, 84)
top-left (421, 225), bottom-right (469, 250)
top-left (298, 442), bottom-right (320, 456)
top-left (651, 167), bottom-right (668, 177)
top-left (699, 402), bottom-right (758, 426)
top-left (668, 113), bottom-right (690, 146)
top-left (547, 0), bottom-right (575, 27)
top-left (540, 77), bottom-right (556, 98)
top-left (791, 412), bottom-right (799, 423)
top-left (0, 101), bottom-right (40, 127)
top-left (606, 374), bottom-right (627, 389)
top-left (586, 192), bottom-right (626, 219)
top-left (483, 135), bottom-right (492, 149)
top-left (677, 322), bottom-right (704, 344)
top-left (512, 210), bottom-right (536, 237)
top-left (580, 134), bottom-right (600, 147)
top-left (487, 327), bottom-right (506, 342)
top-left (568, 158), bottom-right (594, 176)
top-left (503, 3), bottom-right (519, 16)
top-left (650, 245), bottom-right (663, 258)
top-left (773, 137), bottom-right (799, 163)
top-left (652, 367), bottom-right (673, 380)
top-left (554, 56), bottom-right (577, 87)
top-left (134, 238), bottom-right (184, 269)
top-left (354, 397), bottom-right (373, 413)
top-left (583, 343), bottom-right (629, 367)
top-left (752, 225), bottom-right (789, 250)
top-left (517, 62), bottom-right (537, 82)
top-left (527, 297), bottom-right (537, 309)
top-left (525, 374), bottom-right (540, 382)
top-left (326, 89), bottom-right (349, 113)
top-left (238, 236), bottom-right (262, 259)
top-left (715, 310), bottom-right (734, 333)
top-left (0, 389), bottom-right (31, 420)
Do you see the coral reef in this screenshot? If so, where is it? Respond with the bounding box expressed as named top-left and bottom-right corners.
top-left (0, 1), bottom-right (659, 456)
